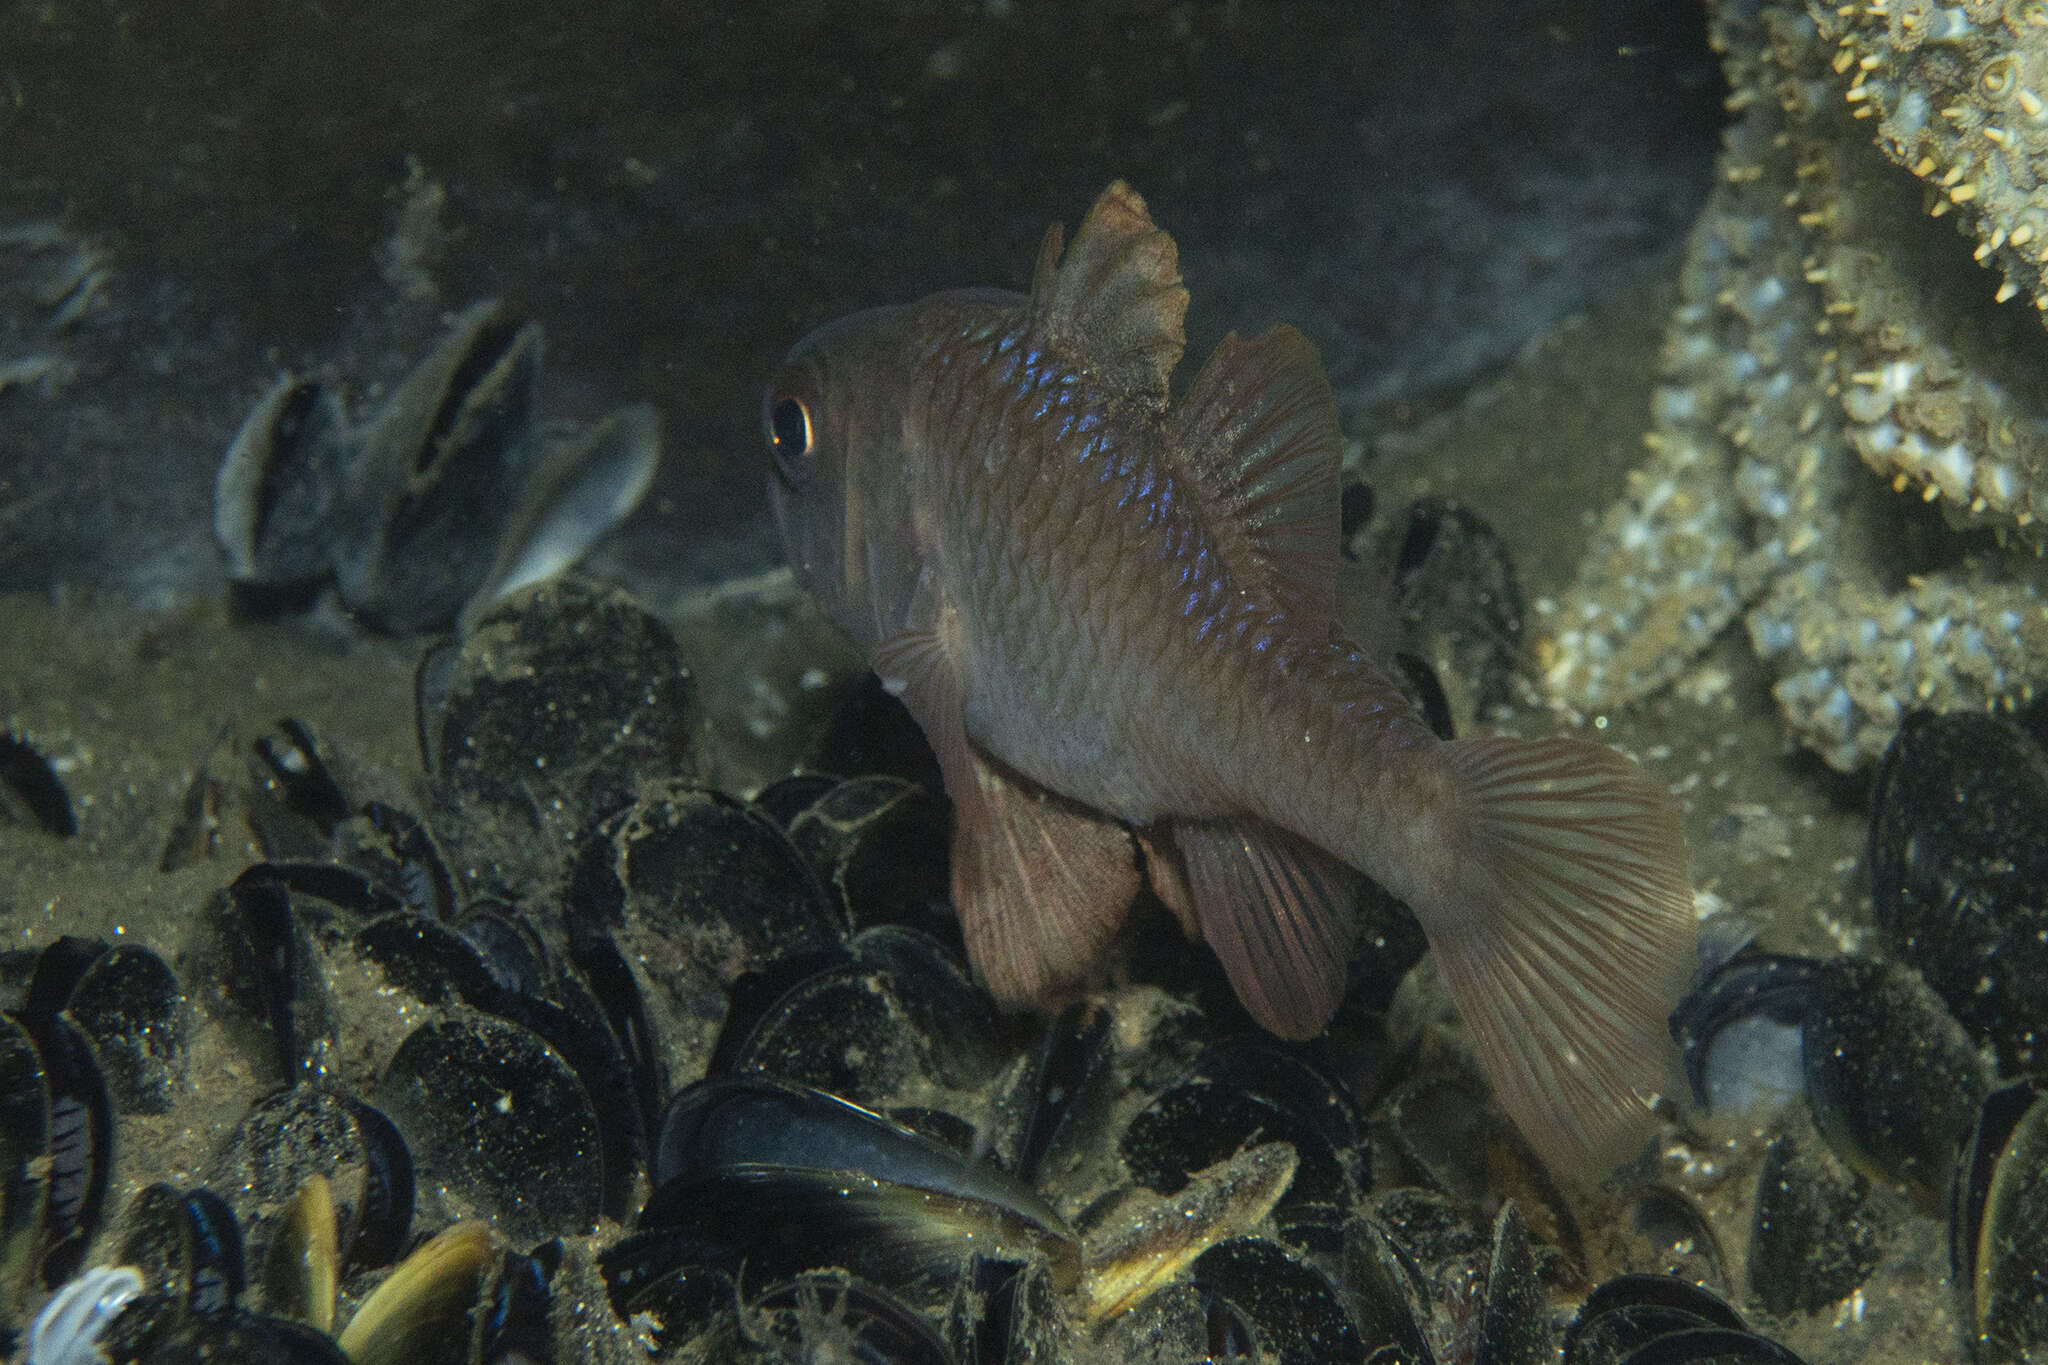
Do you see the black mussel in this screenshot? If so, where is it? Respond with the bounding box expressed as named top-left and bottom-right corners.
top-left (453, 904), bottom-right (550, 999)
top-left (1189, 1236), bottom-right (1363, 1365)
top-left (249, 719), bottom-right (355, 847)
top-left (645, 1076), bottom-right (1077, 1298)
top-left (159, 728), bottom-right (233, 873)
top-left (352, 907), bottom-right (643, 1225)
top-left (753, 771), bottom-right (844, 828)
top-left (1563, 1274), bottom-right (1807, 1365)
top-left (340, 1097), bottom-right (414, 1275)
top-left (475, 1243), bottom-right (555, 1365)
top-left (34, 1015), bottom-right (113, 1289)
top-left (949, 1256), bottom-right (1069, 1365)
top-left (1121, 1041), bottom-right (1363, 1249)
top-left (339, 803), bottom-right (457, 921)
top-left (206, 1089), bottom-right (369, 1285)
top-left (130, 1306), bottom-right (354, 1365)
top-left (376, 1010), bottom-right (603, 1244)
top-left (1614, 1185), bottom-right (1727, 1296)
top-left (214, 373), bottom-right (351, 604)
top-left (1340, 1216), bottom-right (1436, 1365)
top-left (425, 580), bottom-right (697, 874)
top-left (1476, 1203), bottom-right (1551, 1365)
top-left (0, 1012), bottom-right (49, 1332)
top-left (0, 730), bottom-right (77, 838)
top-left (220, 871), bottom-right (339, 1083)
top-left (1383, 497), bottom-right (1524, 730)
top-left (1869, 711), bottom-right (2048, 1073)
top-left (807, 674), bottom-right (947, 796)
top-left (717, 926), bottom-right (996, 1107)
top-left (564, 917), bottom-right (665, 1153)
top-left (597, 1228), bottom-right (742, 1350)
top-left (1377, 1075), bottom-right (1580, 1275)
top-left (118, 1183), bottom-right (248, 1318)
top-left (1007, 1003), bottom-right (1117, 1189)
top-left (61, 944), bottom-right (189, 1114)
top-left (783, 775), bottom-right (953, 934)
top-left (17, 935), bottom-right (106, 1033)
top-left (1670, 951), bottom-right (1984, 1202)
top-left (1746, 1118), bottom-right (1893, 1319)
top-left (706, 1272), bottom-right (956, 1365)
top-left (1951, 1080), bottom-right (2048, 1365)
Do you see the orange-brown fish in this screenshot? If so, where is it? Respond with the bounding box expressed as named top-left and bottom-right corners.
top-left (765, 182), bottom-right (1695, 1173)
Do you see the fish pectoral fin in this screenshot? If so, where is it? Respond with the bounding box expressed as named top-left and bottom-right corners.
top-left (951, 751), bottom-right (1141, 1007)
top-left (1170, 326), bottom-right (1343, 634)
top-left (1027, 181), bottom-right (1189, 406)
top-left (1425, 735), bottom-right (1696, 1177)
top-left (1170, 819), bottom-right (1360, 1040)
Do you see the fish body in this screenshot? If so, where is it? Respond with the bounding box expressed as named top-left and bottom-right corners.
top-left (767, 184), bottom-right (1695, 1173)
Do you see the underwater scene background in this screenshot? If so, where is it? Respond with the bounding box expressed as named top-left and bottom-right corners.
top-left (2, 2), bottom-right (2044, 1362)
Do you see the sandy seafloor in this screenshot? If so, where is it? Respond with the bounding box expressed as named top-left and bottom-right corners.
top-left (0, 2), bottom-right (1985, 1361)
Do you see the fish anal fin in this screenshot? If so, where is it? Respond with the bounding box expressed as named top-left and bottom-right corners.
top-left (1027, 181), bottom-right (1188, 405)
top-left (1173, 819), bottom-right (1359, 1039)
top-left (1428, 735), bottom-right (1696, 1176)
top-left (953, 752), bottom-right (1141, 1007)
top-left (1170, 326), bottom-right (1343, 633)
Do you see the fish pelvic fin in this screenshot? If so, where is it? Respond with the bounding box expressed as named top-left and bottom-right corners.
top-left (1427, 735), bottom-right (1696, 1176)
top-left (1169, 326), bottom-right (1343, 633)
top-left (1167, 819), bottom-right (1360, 1039)
top-left (872, 617), bottom-right (1141, 1006)
top-left (1028, 181), bottom-right (1188, 406)
top-left (952, 753), bottom-right (1142, 1007)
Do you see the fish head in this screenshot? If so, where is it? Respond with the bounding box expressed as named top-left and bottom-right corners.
top-left (765, 303), bottom-right (934, 650)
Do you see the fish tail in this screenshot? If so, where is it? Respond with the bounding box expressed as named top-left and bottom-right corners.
top-left (1420, 734), bottom-right (1695, 1175)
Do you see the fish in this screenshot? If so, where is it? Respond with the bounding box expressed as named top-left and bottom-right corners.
top-left (764, 182), bottom-right (1696, 1174)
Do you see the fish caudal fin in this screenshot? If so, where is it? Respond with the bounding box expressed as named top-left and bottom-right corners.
top-left (1169, 819), bottom-right (1360, 1040)
top-left (1427, 735), bottom-right (1695, 1175)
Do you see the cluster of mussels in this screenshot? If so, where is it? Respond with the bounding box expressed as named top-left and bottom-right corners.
top-left (2, 560), bottom-right (2044, 1365)
top-left (1669, 706), bottom-right (2048, 1363)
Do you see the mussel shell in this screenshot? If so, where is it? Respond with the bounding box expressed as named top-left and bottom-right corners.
top-left (1188, 1237), bottom-right (1363, 1365)
top-left (1479, 1203), bottom-right (1551, 1365)
top-left (474, 1244), bottom-right (555, 1365)
top-left (342, 802), bottom-right (458, 921)
top-left (949, 1257), bottom-right (1068, 1365)
top-left (1339, 1217), bottom-right (1435, 1365)
top-left (131, 1307), bottom-right (353, 1364)
top-left (376, 1010), bottom-right (603, 1244)
top-left (35, 1014), bottom-right (112, 1289)
top-left (783, 775), bottom-right (953, 933)
top-left (1384, 496), bottom-right (1525, 727)
top-left (1951, 1079), bottom-right (2048, 1365)
top-left (62, 944), bottom-right (189, 1114)
top-left (213, 372), bottom-right (350, 590)
top-left (1561, 1275), bottom-right (1753, 1365)
top-left (1747, 1121), bottom-right (1893, 1318)
top-left (249, 719), bottom-right (355, 843)
top-left (118, 1183), bottom-right (247, 1317)
top-left (1006, 1002), bottom-right (1116, 1189)
top-left (207, 1088), bottom-right (368, 1285)
top-left (339, 1097), bottom-right (414, 1275)
top-left (1869, 711), bottom-right (2048, 1073)
top-left (427, 580), bottom-right (698, 853)
top-left (221, 871), bottom-right (340, 1083)
top-left (0, 1013), bottom-right (49, 1331)
top-left (0, 731), bottom-right (77, 838)
top-left (647, 1077), bottom-right (1077, 1295)
top-left (719, 927), bottom-right (996, 1106)
top-left (705, 1272), bottom-right (954, 1365)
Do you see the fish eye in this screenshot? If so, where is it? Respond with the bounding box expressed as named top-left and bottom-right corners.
top-left (769, 396), bottom-right (814, 481)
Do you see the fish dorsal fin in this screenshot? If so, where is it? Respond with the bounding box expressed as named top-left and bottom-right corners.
top-left (1170, 326), bottom-right (1343, 632)
top-left (1028, 181), bottom-right (1188, 405)
top-left (1166, 817), bottom-right (1360, 1039)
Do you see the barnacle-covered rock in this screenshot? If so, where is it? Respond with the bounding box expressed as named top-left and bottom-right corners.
top-left (214, 299), bottom-right (660, 635)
